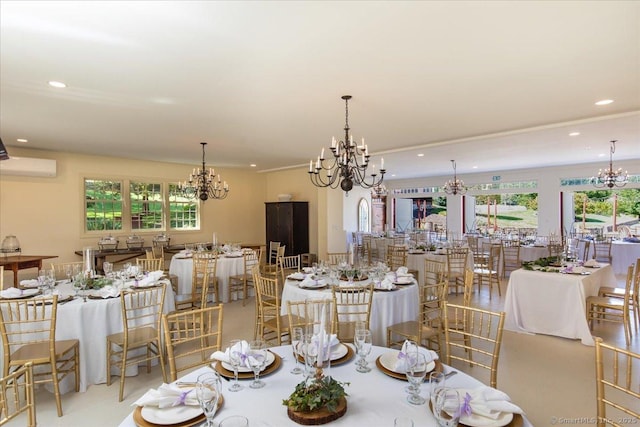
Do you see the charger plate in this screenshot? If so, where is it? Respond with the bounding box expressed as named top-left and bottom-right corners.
top-left (134, 395), bottom-right (224, 427)
top-left (214, 351), bottom-right (281, 379)
top-left (375, 352), bottom-right (442, 381)
top-left (296, 343), bottom-right (355, 366)
top-left (428, 400), bottom-right (523, 427)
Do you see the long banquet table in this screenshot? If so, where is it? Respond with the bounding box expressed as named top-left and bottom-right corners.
top-left (504, 263), bottom-right (616, 345)
top-left (281, 278), bottom-right (419, 346)
top-left (118, 345), bottom-right (532, 427)
top-left (169, 254), bottom-right (245, 303)
top-left (0, 281), bottom-right (176, 394)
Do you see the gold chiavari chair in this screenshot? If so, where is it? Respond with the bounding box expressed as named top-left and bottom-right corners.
top-left (279, 255), bottom-right (301, 284)
top-left (332, 284), bottom-right (374, 342)
top-left (286, 299), bottom-right (336, 336)
top-left (0, 362), bottom-right (35, 427)
top-left (50, 261), bottom-right (83, 281)
top-left (443, 302), bottom-right (505, 388)
top-left (0, 296), bottom-right (79, 417)
top-left (228, 249), bottom-right (260, 305)
top-left (445, 247), bottom-right (469, 295)
top-left (386, 245), bottom-right (408, 271)
top-left (594, 337), bottom-right (639, 427)
top-left (175, 253), bottom-right (215, 311)
top-left (474, 244), bottom-right (502, 299)
top-left (501, 240), bottom-right (521, 278)
top-left (598, 259), bottom-right (639, 330)
top-left (254, 268), bottom-right (290, 345)
top-left (587, 265), bottom-right (634, 346)
top-left (162, 305), bottom-right (223, 382)
top-left (136, 257), bottom-right (163, 273)
top-left (547, 242), bottom-right (564, 259)
top-left (106, 285), bottom-right (167, 401)
top-left (327, 252), bottom-right (349, 266)
top-left (593, 240), bottom-right (613, 264)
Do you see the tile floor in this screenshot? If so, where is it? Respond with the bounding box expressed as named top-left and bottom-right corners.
top-left (11, 274), bottom-right (639, 426)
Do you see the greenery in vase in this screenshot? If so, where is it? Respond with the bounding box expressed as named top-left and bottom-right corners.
top-left (84, 277), bottom-right (114, 289)
top-left (522, 256), bottom-right (561, 272)
top-left (283, 370), bottom-right (348, 413)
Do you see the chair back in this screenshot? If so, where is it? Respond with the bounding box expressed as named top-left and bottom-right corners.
top-left (0, 362), bottom-right (35, 427)
top-left (120, 285), bottom-right (166, 338)
top-left (423, 258), bottom-right (446, 287)
top-left (191, 253), bottom-right (217, 307)
top-left (419, 278), bottom-right (447, 330)
top-left (443, 302), bottom-right (505, 388)
top-left (136, 257), bottom-right (163, 272)
top-left (594, 337), bottom-right (640, 426)
top-left (331, 284), bottom-right (374, 342)
top-left (326, 252), bottom-right (349, 266)
top-left (254, 270), bottom-right (285, 344)
top-left (162, 305), bottom-right (224, 382)
top-left (593, 241), bottom-right (613, 263)
top-left (286, 299), bottom-right (337, 336)
top-left (279, 255), bottom-right (301, 283)
top-left (386, 245), bottom-right (407, 270)
top-left (548, 242), bottom-right (564, 258)
top-left (268, 242), bottom-right (281, 265)
top-left (50, 262), bottom-right (83, 280)
top-left (501, 242), bottom-right (521, 276)
top-left (445, 247), bottom-right (469, 281)
top-left (461, 269), bottom-right (475, 306)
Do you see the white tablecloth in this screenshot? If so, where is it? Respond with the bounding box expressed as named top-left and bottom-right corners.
top-left (406, 251), bottom-right (474, 284)
top-left (169, 254), bottom-right (245, 303)
top-left (0, 281), bottom-right (175, 394)
top-left (518, 245), bottom-right (550, 262)
top-left (504, 264), bottom-right (616, 345)
top-left (280, 279), bottom-right (419, 346)
top-left (118, 345), bottom-right (532, 427)
top-left (578, 240), bottom-right (640, 275)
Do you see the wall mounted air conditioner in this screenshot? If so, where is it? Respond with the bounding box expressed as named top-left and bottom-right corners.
top-left (0, 156), bottom-right (57, 177)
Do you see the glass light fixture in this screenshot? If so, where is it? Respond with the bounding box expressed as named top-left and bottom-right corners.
top-left (178, 142), bottom-right (229, 201)
top-left (443, 160), bottom-right (467, 195)
top-left (591, 140), bottom-right (628, 189)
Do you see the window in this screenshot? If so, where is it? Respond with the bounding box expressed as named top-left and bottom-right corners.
top-left (85, 179), bottom-right (123, 231)
top-left (84, 179), bottom-right (200, 233)
top-left (358, 198), bottom-right (370, 233)
top-left (130, 182), bottom-right (163, 230)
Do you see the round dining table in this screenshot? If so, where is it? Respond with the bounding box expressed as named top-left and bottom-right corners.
top-left (169, 253), bottom-right (245, 303)
top-left (280, 278), bottom-right (419, 346)
top-left (118, 345), bottom-right (531, 427)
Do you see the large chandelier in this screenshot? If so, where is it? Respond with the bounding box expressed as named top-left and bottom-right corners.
top-left (178, 142), bottom-right (229, 201)
top-left (443, 160), bottom-right (467, 195)
top-left (308, 95), bottom-right (385, 193)
top-left (591, 140), bottom-right (628, 189)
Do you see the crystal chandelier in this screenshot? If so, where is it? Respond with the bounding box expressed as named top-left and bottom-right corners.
top-left (371, 184), bottom-right (388, 197)
top-left (308, 95), bottom-right (385, 193)
top-left (443, 160), bottom-right (466, 195)
top-left (178, 142), bottom-right (229, 201)
top-left (591, 140), bottom-right (628, 189)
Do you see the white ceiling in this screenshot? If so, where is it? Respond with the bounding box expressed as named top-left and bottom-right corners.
top-left (1, 1), bottom-right (639, 180)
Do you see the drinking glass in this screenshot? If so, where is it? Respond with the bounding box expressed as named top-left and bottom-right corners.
top-left (346, 269), bottom-right (355, 284)
top-left (354, 329), bottom-right (372, 373)
top-left (65, 264), bottom-right (73, 283)
top-left (429, 371), bottom-right (446, 408)
top-left (196, 372), bottom-right (222, 427)
top-left (248, 340), bottom-right (267, 389)
top-left (394, 417), bottom-right (415, 427)
top-left (402, 341), bottom-right (420, 393)
top-left (103, 261), bottom-right (113, 277)
top-left (301, 334), bottom-right (318, 381)
top-left (432, 387), bottom-right (461, 427)
top-left (406, 353), bottom-right (428, 405)
top-left (290, 327), bottom-right (303, 375)
top-left (219, 415), bottom-right (249, 427)
top-left (227, 340), bottom-right (244, 392)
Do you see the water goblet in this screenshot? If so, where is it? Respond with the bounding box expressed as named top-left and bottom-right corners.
top-left (346, 269), bottom-right (355, 284)
top-left (227, 340), bottom-right (244, 392)
top-left (394, 417), bottom-right (415, 427)
top-left (65, 264), bottom-right (73, 283)
top-left (405, 353), bottom-right (428, 405)
top-left (432, 387), bottom-right (461, 427)
top-left (196, 372), bottom-right (222, 427)
top-left (401, 341), bottom-right (420, 393)
top-left (290, 327), bottom-right (304, 375)
top-left (429, 371), bottom-right (446, 402)
top-left (354, 329), bottom-right (372, 373)
top-left (219, 415), bottom-right (249, 427)
top-left (248, 340), bottom-right (267, 389)
top-left (300, 334), bottom-right (318, 381)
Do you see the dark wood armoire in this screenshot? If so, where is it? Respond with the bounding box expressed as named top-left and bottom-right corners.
top-left (265, 201), bottom-right (309, 256)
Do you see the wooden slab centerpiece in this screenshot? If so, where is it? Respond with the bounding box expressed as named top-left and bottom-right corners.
top-left (283, 367), bottom-right (348, 425)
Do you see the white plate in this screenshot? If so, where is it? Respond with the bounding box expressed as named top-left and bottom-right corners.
top-left (379, 349), bottom-right (435, 374)
top-left (221, 350), bottom-right (276, 373)
top-left (141, 404), bottom-right (203, 425)
top-left (329, 343), bottom-right (348, 361)
top-left (0, 288), bottom-right (40, 299)
top-left (299, 279), bottom-right (327, 288)
top-left (459, 410), bottom-right (514, 427)
top-left (20, 280), bottom-right (40, 288)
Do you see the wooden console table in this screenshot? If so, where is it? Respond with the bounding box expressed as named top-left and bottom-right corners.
top-left (0, 255), bottom-right (58, 287)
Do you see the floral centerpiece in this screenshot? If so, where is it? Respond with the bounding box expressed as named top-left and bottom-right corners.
top-left (283, 368), bottom-right (348, 425)
top-left (522, 256), bottom-right (561, 272)
top-left (81, 276), bottom-right (114, 290)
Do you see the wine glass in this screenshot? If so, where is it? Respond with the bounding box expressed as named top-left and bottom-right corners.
top-left (346, 269), bottom-right (355, 284)
top-left (219, 415), bottom-right (249, 427)
top-left (248, 340), bottom-right (267, 389)
top-left (196, 372), bottom-right (222, 427)
top-left (402, 341), bottom-right (420, 393)
top-left (432, 387), bottom-right (461, 427)
top-left (354, 329), bottom-right (372, 373)
top-left (65, 264), bottom-right (73, 283)
top-left (301, 334), bottom-right (318, 381)
top-left (406, 353), bottom-right (428, 405)
top-left (290, 327), bottom-right (303, 375)
top-left (103, 261), bottom-right (113, 278)
top-left (227, 340), bottom-right (244, 392)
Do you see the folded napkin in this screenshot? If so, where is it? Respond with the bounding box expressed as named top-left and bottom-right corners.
top-left (133, 383), bottom-right (199, 408)
top-left (394, 276), bottom-right (413, 284)
top-left (302, 267), bottom-right (314, 274)
top-left (561, 266), bottom-right (585, 274)
top-left (376, 278), bottom-right (395, 290)
top-left (584, 259), bottom-right (601, 267)
top-left (309, 331), bottom-right (340, 362)
top-left (396, 266), bottom-right (409, 276)
top-left (300, 277), bottom-right (326, 288)
top-left (394, 340), bottom-right (438, 373)
top-left (20, 279), bottom-right (40, 289)
top-left (288, 272), bottom-right (306, 280)
top-left (1, 287), bottom-right (25, 298)
top-left (457, 386), bottom-right (524, 420)
top-left (93, 285), bottom-right (120, 298)
top-left (127, 271), bottom-right (164, 288)
top-left (211, 340), bottom-right (252, 369)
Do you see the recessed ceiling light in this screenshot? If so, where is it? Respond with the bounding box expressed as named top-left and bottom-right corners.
top-left (16, 138), bottom-right (28, 142)
top-left (598, 153), bottom-right (606, 157)
top-left (472, 166), bottom-right (478, 169)
top-left (48, 81), bottom-right (67, 88)
top-left (391, 174), bottom-right (396, 177)
top-left (595, 99), bottom-right (613, 106)
top-left (250, 164), bottom-right (257, 167)
top-left (569, 132), bottom-right (580, 137)
top-left (417, 153), bottom-right (424, 157)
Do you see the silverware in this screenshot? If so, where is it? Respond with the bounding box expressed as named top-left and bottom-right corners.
top-left (444, 370), bottom-right (458, 379)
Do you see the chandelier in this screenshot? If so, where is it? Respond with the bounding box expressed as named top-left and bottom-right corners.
top-left (308, 95), bottom-right (385, 193)
top-left (178, 142), bottom-right (229, 201)
top-left (591, 140), bottom-right (628, 189)
top-left (443, 160), bottom-right (467, 195)
top-left (371, 184), bottom-right (388, 198)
